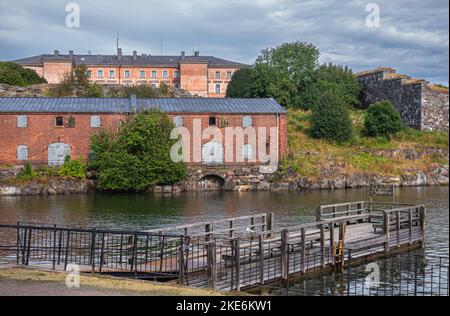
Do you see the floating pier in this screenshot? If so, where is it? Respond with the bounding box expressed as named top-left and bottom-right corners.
top-left (0, 200), bottom-right (426, 291)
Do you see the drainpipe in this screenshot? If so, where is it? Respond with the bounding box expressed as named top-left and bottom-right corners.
top-left (276, 113), bottom-right (280, 167)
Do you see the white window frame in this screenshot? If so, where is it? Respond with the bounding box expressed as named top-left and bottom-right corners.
top-left (174, 70), bottom-right (179, 78)
top-left (227, 71), bottom-right (232, 79)
top-left (242, 116), bottom-right (252, 128)
top-left (90, 115), bottom-right (101, 128)
top-left (124, 70), bottom-right (130, 78)
top-left (139, 70), bottom-right (146, 79)
top-left (173, 116), bottom-right (183, 127)
top-left (215, 84), bottom-right (221, 94)
top-left (97, 70), bottom-right (104, 78)
top-left (17, 145), bottom-right (29, 161)
top-left (17, 115), bottom-right (28, 128)
top-left (151, 70), bottom-right (157, 79)
top-left (109, 69), bottom-right (115, 78)
top-left (162, 70), bottom-right (169, 79)
top-left (215, 71), bottom-right (221, 79)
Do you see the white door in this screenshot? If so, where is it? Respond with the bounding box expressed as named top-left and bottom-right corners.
top-left (48, 143), bottom-right (71, 166)
top-left (202, 142), bottom-right (224, 164)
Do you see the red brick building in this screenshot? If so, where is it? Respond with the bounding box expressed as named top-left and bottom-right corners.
top-left (0, 97), bottom-right (287, 167)
top-left (12, 49), bottom-right (248, 98)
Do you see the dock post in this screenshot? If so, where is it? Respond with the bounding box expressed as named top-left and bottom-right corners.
top-left (229, 220), bottom-right (234, 238)
top-left (383, 212), bottom-right (390, 253)
top-left (420, 206), bottom-right (426, 246)
top-left (409, 209), bottom-right (413, 245)
top-left (258, 235), bottom-right (264, 285)
top-left (207, 241), bottom-right (217, 289)
top-left (178, 237), bottom-right (185, 285)
top-left (329, 223), bottom-right (335, 267)
top-left (316, 207), bottom-right (322, 222)
top-left (320, 224), bottom-right (325, 268)
top-left (205, 223), bottom-right (212, 242)
top-left (266, 213), bottom-right (273, 239)
top-left (281, 229), bottom-right (289, 285)
top-left (234, 239), bottom-right (241, 290)
top-left (300, 227), bottom-right (306, 274)
top-left (396, 210), bottom-right (401, 248)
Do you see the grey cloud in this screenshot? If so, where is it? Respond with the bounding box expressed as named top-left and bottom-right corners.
top-left (0, 0), bottom-right (448, 83)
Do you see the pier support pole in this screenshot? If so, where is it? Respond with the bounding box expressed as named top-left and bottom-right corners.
top-left (383, 212), bottom-right (390, 253)
top-left (420, 206), bottom-right (426, 246)
top-left (281, 229), bottom-right (289, 286)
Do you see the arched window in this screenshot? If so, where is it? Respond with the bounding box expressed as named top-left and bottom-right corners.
top-left (90, 115), bottom-right (101, 128)
top-left (243, 144), bottom-right (253, 161)
top-left (242, 116), bottom-right (252, 128)
top-left (17, 145), bottom-right (29, 161)
top-left (173, 116), bottom-right (183, 127)
top-left (215, 84), bottom-right (221, 94)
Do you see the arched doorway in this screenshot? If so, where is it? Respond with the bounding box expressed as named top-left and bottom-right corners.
top-left (48, 142), bottom-right (70, 166)
top-left (202, 141), bottom-right (224, 165)
top-left (198, 174), bottom-right (225, 191)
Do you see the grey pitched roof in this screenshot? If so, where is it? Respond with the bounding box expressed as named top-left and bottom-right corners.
top-left (0, 97), bottom-right (286, 114)
top-left (12, 54), bottom-right (249, 68)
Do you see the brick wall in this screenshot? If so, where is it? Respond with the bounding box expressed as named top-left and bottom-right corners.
top-left (0, 112), bottom-right (288, 166)
top-left (42, 62), bottom-right (73, 84)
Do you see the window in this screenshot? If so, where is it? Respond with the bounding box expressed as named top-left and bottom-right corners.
top-left (109, 69), bottom-right (115, 78)
top-left (209, 116), bottom-right (216, 126)
top-left (55, 116), bottom-right (64, 127)
top-left (90, 115), bottom-right (101, 128)
top-left (215, 84), bottom-right (221, 94)
top-left (97, 70), bottom-right (104, 78)
top-left (86, 70), bottom-right (92, 78)
top-left (151, 83), bottom-right (157, 89)
top-left (151, 70), bottom-right (157, 78)
top-left (162, 70), bottom-right (169, 78)
top-left (215, 71), bottom-right (221, 79)
top-left (68, 116), bottom-right (75, 128)
top-left (173, 116), bottom-right (183, 127)
top-left (174, 70), bottom-right (179, 78)
top-left (17, 145), bottom-right (28, 161)
top-left (17, 115), bottom-right (28, 128)
top-left (242, 116), bottom-right (252, 128)
top-left (243, 144), bottom-right (253, 161)
top-left (227, 71), bottom-right (232, 79)
top-left (139, 70), bottom-right (146, 79)
top-left (124, 70), bottom-right (130, 78)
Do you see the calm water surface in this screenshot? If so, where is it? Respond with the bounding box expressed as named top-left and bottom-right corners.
top-left (0, 186), bottom-right (448, 256)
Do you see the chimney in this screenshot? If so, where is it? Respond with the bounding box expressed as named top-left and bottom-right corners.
top-left (133, 50), bottom-right (137, 61)
top-left (194, 51), bottom-right (200, 57)
top-left (69, 50), bottom-right (74, 59)
top-left (88, 50), bottom-right (92, 55)
top-left (54, 50), bottom-right (59, 56)
top-left (117, 48), bottom-right (122, 61)
top-left (181, 51), bottom-right (186, 58)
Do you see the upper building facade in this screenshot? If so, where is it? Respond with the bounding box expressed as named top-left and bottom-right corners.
top-left (12, 49), bottom-right (249, 98)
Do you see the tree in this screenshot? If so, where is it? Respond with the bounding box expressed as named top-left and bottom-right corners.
top-left (0, 62), bottom-right (47, 86)
top-left (364, 101), bottom-right (404, 138)
top-left (310, 90), bottom-right (353, 143)
top-left (226, 68), bottom-right (254, 97)
top-left (302, 63), bottom-right (361, 110)
top-left (90, 110), bottom-right (187, 191)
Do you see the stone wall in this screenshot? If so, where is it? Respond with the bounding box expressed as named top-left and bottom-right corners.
top-left (357, 68), bottom-right (449, 131)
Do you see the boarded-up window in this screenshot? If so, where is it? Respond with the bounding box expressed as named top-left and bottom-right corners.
top-left (17, 145), bottom-right (29, 160)
top-left (17, 115), bottom-right (28, 128)
top-left (68, 116), bottom-right (76, 128)
top-left (242, 116), bottom-right (252, 128)
top-left (90, 115), bottom-right (101, 128)
top-left (173, 116), bottom-right (183, 127)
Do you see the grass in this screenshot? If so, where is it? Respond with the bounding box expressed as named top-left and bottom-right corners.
top-left (0, 267), bottom-right (233, 296)
top-left (285, 109), bottom-right (449, 178)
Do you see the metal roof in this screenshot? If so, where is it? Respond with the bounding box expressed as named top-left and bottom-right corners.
top-left (0, 97), bottom-right (286, 114)
top-left (12, 54), bottom-right (249, 68)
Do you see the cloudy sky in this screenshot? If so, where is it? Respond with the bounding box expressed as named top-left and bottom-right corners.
top-left (0, 0), bottom-right (448, 83)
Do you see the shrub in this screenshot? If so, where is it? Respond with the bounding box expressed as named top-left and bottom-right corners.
top-left (364, 101), bottom-right (404, 138)
top-left (58, 156), bottom-right (87, 179)
top-left (226, 68), bottom-right (254, 98)
top-left (79, 83), bottom-right (103, 97)
top-left (17, 162), bottom-right (37, 180)
top-left (310, 90), bottom-right (353, 143)
top-left (90, 110), bottom-right (187, 191)
top-left (0, 62), bottom-right (47, 86)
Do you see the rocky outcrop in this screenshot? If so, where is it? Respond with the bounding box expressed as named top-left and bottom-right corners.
top-left (0, 178), bottom-right (91, 196)
top-left (0, 84), bottom-right (47, 97)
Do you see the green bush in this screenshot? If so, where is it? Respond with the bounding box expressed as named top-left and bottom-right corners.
top-left (310, 90), bottom-right (353, 143)
top-left (17, 162), bottom-right (37, 180)
top-left (364, 101), bottom-right (404, 138)
top-left (0, 62), bottom-right (47, 86)
top-left (58, 156), bottom-right (87, 179)
top-left (79, 83), bottom-right (103, 97)
top-left (89, 110), bottom-right (187, 191)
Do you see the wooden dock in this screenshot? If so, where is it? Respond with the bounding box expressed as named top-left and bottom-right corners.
top-left (0, 200), bottom-right (426, 292)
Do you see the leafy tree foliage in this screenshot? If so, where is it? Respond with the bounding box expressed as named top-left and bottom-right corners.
top-left (364, 101), bottom-right (404, 138)
top-left (0, 62), bottom-right (47, 86)
top-left (90, 110), bottom-right (187, 191)
top-left (310, 90), bottom-right (353, 143)
top-left (226, 68), bottom-right (254, 98)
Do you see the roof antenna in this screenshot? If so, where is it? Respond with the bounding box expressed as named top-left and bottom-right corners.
top-left (116, 29), bottom-right (119, 52)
